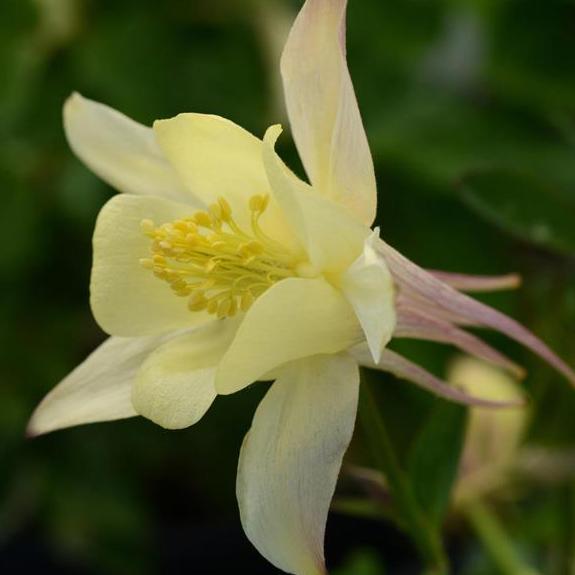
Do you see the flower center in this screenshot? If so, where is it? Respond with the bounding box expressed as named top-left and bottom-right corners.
top-left (139, 194), bottom-right (301, 318)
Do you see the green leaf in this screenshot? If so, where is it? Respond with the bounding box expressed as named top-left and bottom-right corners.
top-left (369, 93), bottom-right (575, 194)
top-left (333, 548), bottom-right (386, 575)
top-left (407, 400), bottom-right (468, 527)
top-left (331, 497), bottom-right (390, 522)
top-left (488, 0), bottom-right (575, 116)
top-left (359, 375), bottom-right (448, 571)
top-left (461, 169), bottom-right (575, 256)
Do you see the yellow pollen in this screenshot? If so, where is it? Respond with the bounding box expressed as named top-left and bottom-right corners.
top-left (140, 194), bottom-right (301, 318)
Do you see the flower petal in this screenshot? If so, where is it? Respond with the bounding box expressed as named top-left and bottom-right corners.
top-left (64, 93), bottom-right (191, 201)
top-left (352, 345), bottom-right (524, 408)
top-left (215, 277), bottom-right (362, 395)
top-left (91, 194), bottom-right (211, 336)
top-left (450, 358), bottom-right (527, 504)
top-left (429, 270), bottom-right (521, 292)
top-left (340, 230), bottom-right (396, 363)
top-left (376, 239), bottom-right (575, 386)
top-left (153, 114), bottom-right (293, 244)
top-left (395, 305), bottom-right (525, 378)
top-left (262, 125), bottom-right (369, 273)
top-left (27, 334), bottom-right (171, 436)
top-left (281, 0), bottom-right (377, 224)
top-left (132, 320), bottom-right (237, 430)
top-left (237, 354), bottom-right (359, 575)
top-left (398, 291), bottom-right (478, 327)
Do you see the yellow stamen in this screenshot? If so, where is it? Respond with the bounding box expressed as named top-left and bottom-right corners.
top-left (140, 194), bottom-right (302, 318)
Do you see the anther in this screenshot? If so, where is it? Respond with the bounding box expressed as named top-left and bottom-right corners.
top-left (217, 299), bottom-right (232, 319)
top-left (240, 291), bottom-right (254, 312)
top-left (194, 212), bottom-right (212, 228)
top-left (170, 279), bottom-right (187, 292)
top-left (188, 294), bottom-right (207, 311)
top-left (207, 299), bottom-right (219, 315)
top-left (246, 240), bottom-right (264, 254)
top-left (218, 197), bottom-right (232, 221)
top-left (249, 194), bottom-right (268, 213)
top-left (174, 221), bottom-right (189, 232)
top-left (140, 193), bottom-right (299, 319)
top-left (204, 259), bottom-right (217, 273)
top-left (139, 258), bottom-right (154, 269)
top-left (209, 203), bottom-right (222, 221)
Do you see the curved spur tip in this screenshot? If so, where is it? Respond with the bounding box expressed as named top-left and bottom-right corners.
top-left (510, 364), bottom-right (527, 381)
top-left (509, 273), bottom-right (522, 288)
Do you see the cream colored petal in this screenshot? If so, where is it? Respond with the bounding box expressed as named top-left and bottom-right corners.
top-left (340, 229), bottom-right (396, 363)
top-left (281, 0), bottom-right (376, 224)
top-left (64, 93), bottom-right (191, 201)
top-left (215, 277), bottom-right (362, 395)
top-left (237, 354), bottom-right (359, 575)
top-left (263, 125), bottom-right (369, 274)
top-left (91, 194), bottom-right (211, 337)
top-left (153, 114), bottom-right (294, 245)
top-left (132, 320), bottom-right (237, 430)
top-left (27, 334), bottom-right (171, 436)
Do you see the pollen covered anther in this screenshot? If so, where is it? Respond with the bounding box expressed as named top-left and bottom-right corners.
top-left (140, 195), bottom-right (300, 318)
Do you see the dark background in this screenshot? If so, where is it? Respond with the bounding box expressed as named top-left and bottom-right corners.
top-left (2, 0), bottom-right (575, 573)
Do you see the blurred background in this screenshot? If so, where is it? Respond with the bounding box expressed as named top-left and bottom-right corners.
top-left (1, 0), bottom-right (575, 573)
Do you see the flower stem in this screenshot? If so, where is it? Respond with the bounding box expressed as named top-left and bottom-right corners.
top-left (462, 499), bottom-right (540, 575)
top-left (556, 483), bottom-right (575, 575)
top-left (358, 376), bottom-right (448, 574)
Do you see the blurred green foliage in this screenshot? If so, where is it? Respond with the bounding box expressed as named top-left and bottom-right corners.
top-left (1, 0), bottom-right (575, 573)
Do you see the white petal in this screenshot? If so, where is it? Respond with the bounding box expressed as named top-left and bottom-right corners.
top-left (263, 125), bottom-right (369, 274)
top-left (132, 320), bottom-right (237, 430)
top-left (64, 93), bottom-right (191, 201)
top-left (237, 354), bottom-right (359, 575)
top-left (153, 113), bottom-right (294, 245)
top-left (91, 194), bottom-right (211, 337)
top-left (281, 0), bottom-right (376, 224)
top-left (340, 229), bottom-right (396, 362)
top-left (215, 277), bottom-right (362, 395)
top-left (28, 334), bottom-right (171, 436)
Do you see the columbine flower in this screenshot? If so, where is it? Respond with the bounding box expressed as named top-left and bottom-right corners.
top-left (449, 358), bottom-right (528, 506)
top-left (452, 358), bottom-right (575, 504)
top-left (28, 0), bottom-right (575, 573)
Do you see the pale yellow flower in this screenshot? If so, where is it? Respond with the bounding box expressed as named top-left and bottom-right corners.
top-left (28, 1), bottom-right (574, 574)
top-left (453, 358), bottom-right (575, 504)
top-left (349, 358), bottom-right (569, 508)
top-left (450, 357), bottom-right (527, 506)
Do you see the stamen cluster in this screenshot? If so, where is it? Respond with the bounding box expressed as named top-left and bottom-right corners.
top-left (140, 195), bottom-right (298, 318)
